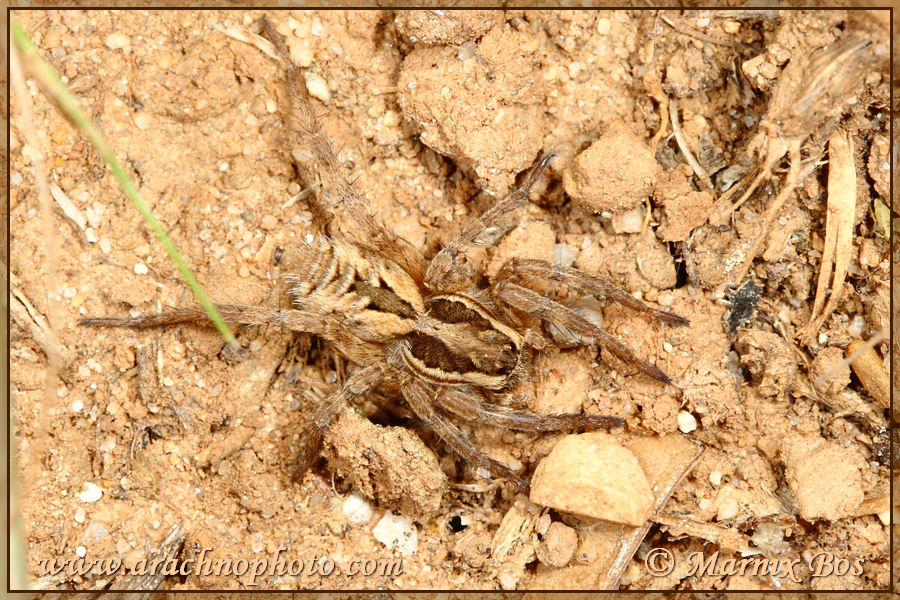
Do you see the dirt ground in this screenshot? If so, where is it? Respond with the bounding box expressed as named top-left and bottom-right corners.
top-left (9, 9), bottom-right (893, 592)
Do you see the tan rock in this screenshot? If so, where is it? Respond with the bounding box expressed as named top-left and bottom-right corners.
top-left (529, 432), bottom-right (654, 526)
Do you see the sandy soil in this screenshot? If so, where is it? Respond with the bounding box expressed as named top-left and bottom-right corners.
top-left (9, 9), bottom-right (893, 591)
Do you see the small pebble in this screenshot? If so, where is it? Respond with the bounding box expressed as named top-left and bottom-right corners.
top-left (74, 507), bottom-right (86, 524)
top-left (71, 399), bottom-right (84, 412)
top-left (596, 18), bottom-right (611, 34)
top-left (75, 546), bottom-right (87, 558)
top-left (99, 238), bottom-right (112, 253)
top-left (610, 205), bottom-right (644, 234)
top-left (133, 262), bottom-right (148, 275)
top-left (372, 511), bottom-right (418, 556)
top-left (498, 572), bottom-right (518, 589)
top-left (343, 491), bottom-right (374, 524)
top-left (723, 20), bottom-right (740, 34)
top-left (709, 471), bottom-right (723, 486)
top-left (677, 410), bottom-right (698, 433)
top-left (104, 32), bottom-right (130, 50)
top-left (78, 482), bottom-right (103, 503)
top-left (305, 73), bottom-right (331, 103)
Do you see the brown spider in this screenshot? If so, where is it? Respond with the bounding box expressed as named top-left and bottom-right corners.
top-left (81, 18), bottom-right (688, 494)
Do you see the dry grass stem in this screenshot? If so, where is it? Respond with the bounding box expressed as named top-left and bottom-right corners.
top-left (801, 130), bottom-right (857, 343)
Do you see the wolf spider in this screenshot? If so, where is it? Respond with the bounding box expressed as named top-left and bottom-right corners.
top-left (81, 18), bottom-right (688, 494)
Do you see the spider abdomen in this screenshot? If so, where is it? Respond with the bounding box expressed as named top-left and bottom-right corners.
top-left (398, 293), bottom-right (525, 389)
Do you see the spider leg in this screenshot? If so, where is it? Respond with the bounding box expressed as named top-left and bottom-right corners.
top-left (495, 282), bottom-right (674, 384)
top-left (437, 385), bottom-right (624, 432)
top-left (293, 364), bottom-right (383, 483)
top-left (80, 303), bottom-right (326, 335)
top-left (425, 154), bottom-right (555, 293)
top-left (496, 258), bottom-right (689, 327)
top-left (258, 18), bottom-right (426, 283)
top-left (399, 377), bottom-right (530, 494)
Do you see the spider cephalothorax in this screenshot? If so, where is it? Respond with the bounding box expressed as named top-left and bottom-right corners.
top-left (81, 18), bottom-right (688, 494)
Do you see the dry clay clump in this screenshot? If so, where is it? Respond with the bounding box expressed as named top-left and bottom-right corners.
top-left (321, 408), bottom-right (448, 519)
top-left (529, 432), bottom-right (654, 526)
top-left (398, 19), bottom-right (546, 196)
top-left (780, 435), bottom-right (867, 521)
top-left (394, 10), bottom-right (501, 45)
top-left (563, 126), bottom-right (660, 216)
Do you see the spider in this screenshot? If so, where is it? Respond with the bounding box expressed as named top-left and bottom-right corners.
top-left (81, 18), bottom-right (689, 494)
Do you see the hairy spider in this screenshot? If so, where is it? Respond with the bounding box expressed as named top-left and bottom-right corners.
top-left (81, 18), bottom-right (689, 494)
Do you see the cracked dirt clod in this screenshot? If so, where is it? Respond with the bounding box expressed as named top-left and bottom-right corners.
top-left (562, 126), bottom-right (659, 216)
top-left (320, 408), bottom-right (448, 520)
top-left (398, 21), bottom-right (545, 197)
top-left (529, 432), bottom-right (654, 526)
top-left (535, 521), bottom-right (578, 567)
top-left (734, 330), bottom-right (798, 398)
top-left (809, 346), bottom-right (851, 396)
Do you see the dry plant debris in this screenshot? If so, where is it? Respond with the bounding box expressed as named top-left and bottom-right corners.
top-left (9, 9), bottom-right (890, 591)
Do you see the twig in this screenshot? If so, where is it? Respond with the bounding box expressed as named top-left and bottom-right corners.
top-left (846, 335), bottom-right (891, 414)
top-left (668, 97), bottom-right (714, 190)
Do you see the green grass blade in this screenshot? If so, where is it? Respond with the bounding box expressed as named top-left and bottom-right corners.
top-left (11, 17), bottom-right (237, 347)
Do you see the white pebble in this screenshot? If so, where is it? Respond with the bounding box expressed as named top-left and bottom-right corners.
top-left (610, 205), bottom-right (644, 234)
top-left (104, 32), bottom-right (130, 50)
top-left (553, 244), bottom-right (575, 268)
top-left (305, 73), bottom-right (331, 103)
top-left (343, 491), bottom-right (374, 525)
top-left (71, 399), bottom-right (84, 412)
top-left (78, 481), bottom-right (103, 503)
top-left (663, 341), bottom-right (674, 353)
top-left (709, 470), bottom-right (723, 486)
top-left (596, 18), bottom-right (611, 34)
top-left (11, 172), bottom-right (23, 186)
top-left (75, 545), bottom-right (87, 557)
top-left (678, 410), bottom-right (698, 433)
top-left (85, 227), bottom-right (97, 243)
top-left (818, 332), bottom-right (828, 345)
top-left (878, 510), bottom-right (891, 525)
top-left (372, 511), bottom-right (418, 556)
top-left (99, 238), bottom-right (112, 254)
top-left (74, 507), bottom-right (86, 524)
top-left (848, 315), bottom-right (866, 337)
top-left (133, 262), bottom-right (148, 275)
